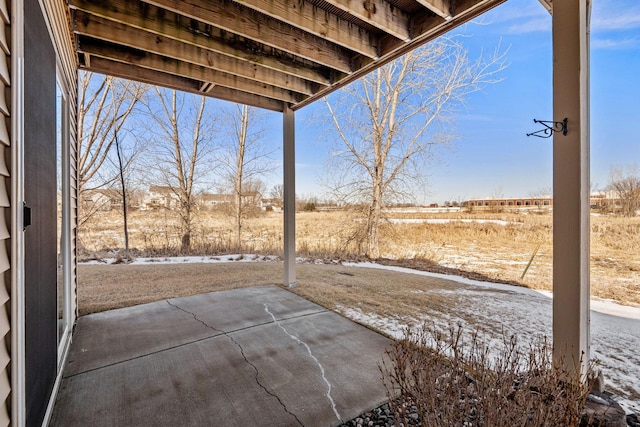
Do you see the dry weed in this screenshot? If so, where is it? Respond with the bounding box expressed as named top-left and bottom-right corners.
top-left (380, 323), bottom-right (597, 426)
top-left (78, 209), bottom-right (640, 306)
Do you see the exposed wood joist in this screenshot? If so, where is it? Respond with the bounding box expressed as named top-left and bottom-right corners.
top-left (233, 0), bottom-right (379, 58)
top-left (141, 0), bottom-right (355, 73)
top-left (321, 0), bottom-right (411, 41)
top-left (69, 0), bottom-right (332, 85)
top-left (410, 0), bottom-right (503, 40)
top-left (84, 56), bottom-right (286, 111)
top-left (83, 56), bottom-right (201, 93)
top-left (72, 11), bottom-right (318, 95)
top-left (538, 0), bottom-right (552, 13)
top-left (79, 39), bottom-right (305, 104)
top-left (414, 0), bottom-right (452, 19)
top-left (67, 0), bottom-right (507, 110)
top-left (295, 0), bottom-right (506, 109)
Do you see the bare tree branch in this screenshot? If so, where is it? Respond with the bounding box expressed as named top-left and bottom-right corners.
top-left (322, 37), bottom-right (508, 258)
top-left (142, 89), bottom-right (217, 252)
top-left (77, 72), bottom-right (147, 226)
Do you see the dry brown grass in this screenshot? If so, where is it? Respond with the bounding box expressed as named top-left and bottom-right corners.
top-left (78, 262), bottom-right (471, 318)
top-left (381, 324), bottom-right (597, 426)
top-left (79, 208), bottom-right (640, 306)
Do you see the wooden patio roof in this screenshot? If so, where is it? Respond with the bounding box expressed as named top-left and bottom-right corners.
top-left (68, 0), bottom-right (507, 112)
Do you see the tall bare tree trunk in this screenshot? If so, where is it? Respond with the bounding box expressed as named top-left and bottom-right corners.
top-left (323, 39), bottom-right (506, 259)
top-left (114, 130), bottom-right (129, 252)
top-left (234, 106), bottom-right (249, 249)
top-left (145, 89), bottom-right (209, 254)
top-left (367, 166), bottom-right (384, 258)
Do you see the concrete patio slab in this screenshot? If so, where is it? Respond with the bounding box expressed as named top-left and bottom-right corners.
top-left (50, 286), bottom-right (392, 426)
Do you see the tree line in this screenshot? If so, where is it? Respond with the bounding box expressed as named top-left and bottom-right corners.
top-left (79, 37), bottom-right (514, 258)
top-left (78, 75), bottom-right (276, 253)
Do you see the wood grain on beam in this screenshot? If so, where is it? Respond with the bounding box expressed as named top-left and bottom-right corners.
top-left (72, 11), bottom-right (317, 95)
top-left (85, 57), bottom-right (285, 111)
top-left (295, 0), bottom-right (506, 110)
top-left (414, 0), bottom-right (451, 19)
top-left (321, 0), bottom-right (410, 41)
top-left (413, 0), bottom-right (506, 40)
top-left (79, 39), bottom-right (305, 103)
top-left (69, 0), bottom-right (331, 85)
top-left (380, 0), bottom-right (504, 54)
top-left (233, 0), bottom-right (378, 58)
top-left (83, 56), bottom-right (201, 92)
top-left (142, 0), bottom-right (354, 73)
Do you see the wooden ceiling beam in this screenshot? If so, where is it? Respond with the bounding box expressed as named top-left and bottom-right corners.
top-left (84, 56), bottom-right (286, 111)
top-left (232, 0), bottom-right (378, 58)
top-left (413, 0), bottom-right (452, 19)
top-left (411, 0), bottom-right (504, 39)
top-left (321, 0), bottom-right (410, 41)
top-left (79, 38), bottom-right (305, 104)
top-left (69, 0), bottom-right (332, 85)
top-left (82, 56), bottom-right (201, 93)
top-left (142, 0), bottom-right (355, 73)
top-left (72, 11), bottom-right (318, 95)
top-left (295, 0), bottom-right (506, 110)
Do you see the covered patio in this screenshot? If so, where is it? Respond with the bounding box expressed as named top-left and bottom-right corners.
top-left (1, 0), bottom-right (593, 425)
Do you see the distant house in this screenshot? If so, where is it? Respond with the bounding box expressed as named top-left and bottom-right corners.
top-left (142, 186), bottom-right (180, 210)
top-left (241, 190), bottom-right (262, 208)
top-left (81, 189), bottom-right (122, 211)
top-left (198, 193), bottom-right (233, 210)
top-left (197, 191), bottom-right (264, 211)
top-left (260, 198), bottom-right (282, 212)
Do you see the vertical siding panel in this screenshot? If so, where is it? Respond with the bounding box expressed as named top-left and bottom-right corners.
top-left (0, 0), bottom-right (10, 423)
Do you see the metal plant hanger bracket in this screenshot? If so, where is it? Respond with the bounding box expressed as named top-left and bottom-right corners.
top-left (526, 118), bottom-right (568, 138)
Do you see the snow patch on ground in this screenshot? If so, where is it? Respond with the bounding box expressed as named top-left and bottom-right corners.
top-left (387, 218), bottom-right (518, 226)
top-left (80, 255), bottom-right (639, 412)
top-left (81, 254), bottom-right (280, 265)
top-left (342, 262), bottom-right (640, 414)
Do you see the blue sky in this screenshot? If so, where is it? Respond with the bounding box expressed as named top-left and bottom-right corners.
top-left (263, 0), bottom-right (640, 204)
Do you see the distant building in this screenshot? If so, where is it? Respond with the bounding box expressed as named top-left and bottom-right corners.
top-left (463, 192), bottom-right (623, 211)
top-left (81, 189), bottom-right (123, 211)
top-left (142, 186), bottom-right (180, 210)
top-left (260, 197), bottom-right (282, 211)
top-left (464, 197), bottom-right (553, 210)
top-left (198, 193), bottom-right (233, 210)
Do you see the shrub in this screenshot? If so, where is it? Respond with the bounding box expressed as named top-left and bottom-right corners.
top-left (380, 323), bottom-right (597, 426)
top-left (303, 202), bottom-right (316, 212)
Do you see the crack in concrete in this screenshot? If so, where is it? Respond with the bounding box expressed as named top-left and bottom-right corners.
top-left (263, 303), bottom-right (343, 423)
top-left (166, 300), bottom-right (304, 426)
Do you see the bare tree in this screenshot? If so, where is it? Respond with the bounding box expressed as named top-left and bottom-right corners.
top-left (323, 37), bottom-right (507, 258)
top-left (270, 184), bottom-right (284, 207)
top-left (113, 129), bottom-right (130, 252)
top-left (144, 88), bottom-right (216, 252)
top-left (217, 105), bottom-right (274, 249)
top-left (77, 72), bottom-right (146, 225)
top-left (609, 165), bottom-right (640, 217)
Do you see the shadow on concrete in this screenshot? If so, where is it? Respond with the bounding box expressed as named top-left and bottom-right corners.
top-left (50, 285), bottom-right (391, 426)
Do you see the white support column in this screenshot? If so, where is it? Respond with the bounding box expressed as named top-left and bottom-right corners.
top-left (283, 105), bottom-right (296, 287)
top-left (552, 0), bottom-right (591, 373)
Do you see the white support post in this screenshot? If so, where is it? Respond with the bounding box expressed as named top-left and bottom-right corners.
top-left (283, 105), bottom-right (296, 287)
top-left (552, 0), bottom-right (591, 373)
